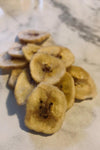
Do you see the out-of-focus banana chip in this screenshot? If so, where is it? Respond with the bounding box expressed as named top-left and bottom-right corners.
top-left (30, 53), bottom-right (66, 84)
top-left (22, 44), bottom-right (40, 61)
top-left (56, 72), bottom-right (75, 110)
top-left (8, 68), bottom-right (23, 88)
top-left (0, 52), bottom-right (28, 69)
top-left (14, 69), bottom-right (36, 105)
top-left (41, 36), bottom-right (56, 47)
top-left (25, 82), bottom-right (67, 134)
top-left (8, 42), bottom-right (24, 58)
top-left (18, 30), bottom-right (50, 44)
top-left (68, 66), bottom-right (97, 100)
top-left (38, 46), bottom-right (75, 68)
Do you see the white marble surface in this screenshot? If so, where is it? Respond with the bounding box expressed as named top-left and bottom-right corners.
top-left (0, 0), bottom-right (100, 150)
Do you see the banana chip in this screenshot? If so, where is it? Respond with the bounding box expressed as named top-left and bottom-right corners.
top-left (56, 72), bottom-right (75, 110)
top-left (18, 30), bottom-right (50, 44)
top-left (68, 66), bottom-right (97, 100)
top-left (42, 36), bottom-right (56, 47)
top-left (8, 68), bottom-right (23, 88)
top-left (14, 69), bottom-right (36, 105)
top-left (22, 44), bottom-right (40, 61)
top-left (38, 46), bottom-right (74, 68)
top-left (8, 42), bottom-right (24, 58)
top-left (25, 82), bottom-right (67, 134)
top-left (0, 52), bottom-right (28, 69)
top-left (30, 53), bottom-right (66, 84)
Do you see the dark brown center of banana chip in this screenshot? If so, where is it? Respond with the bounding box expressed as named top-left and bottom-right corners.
top-left (56, 54), bottom-right (62, 59)
top-left (39, 100), bottom-right (53, 119)
top-left (27, 32), bottom-right (39, 36)
top-left (42, 64), bottom-right (52, 73)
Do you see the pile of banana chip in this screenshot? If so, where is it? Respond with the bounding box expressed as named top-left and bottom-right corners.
top-left (0, 30), bottom-right (97, 134)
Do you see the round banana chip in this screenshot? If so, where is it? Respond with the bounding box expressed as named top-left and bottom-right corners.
top-left (56, 72), bottom-right (75, 110)
top-left (8, 43), bottom-right (24, 58)
top-left (0, 52), bottom-right (28, 69)
top-left (38, 46), bottom-right (75, 68)
top-left (18, 30), bottom-right (50, 44)
top-left (41, 36), bottom-right (56, 47)
top-left (25, 82), bottom-right (67, 134)
top-left (67, 66), bottom-right (89, 80)
top-left (14, 69), bottom-right (36, 105)
top-left (8, 68), bottom-right (23, 88)
top-left (68, 66), bottom-right (97, 100)
top-left (30, 53), bottom-right (66, 84)
top-left (22, 44), bottom-right (40, 61)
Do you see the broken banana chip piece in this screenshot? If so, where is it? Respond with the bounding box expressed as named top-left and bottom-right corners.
top-left (68, 66), bottom-right (97, 100)
top-left (18, 30), bottom-right (50, 44)
top-left (25, 82), bottom-right (67, 134)
top-left (8, 42), bottom-right (24, 58)
top-left (22, 44), bottom-right (40, 61)
top-left (38, 46), bottom-right (75, 68)
top-left (30, 53), bottom-right (66, 84)
top-left (56, 72), bottom-right (75, 110)
top-left (8, 68), bottom-right (23, 88)
top-left (14, 69), bottom-right (36, 105)
top-left (0, 52), bottom-right (28, 69)
top-left (41, 36), bottom-right (56, 47)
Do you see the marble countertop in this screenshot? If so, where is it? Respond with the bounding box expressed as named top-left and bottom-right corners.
top-left (0, 0), bottom-right (100, 150)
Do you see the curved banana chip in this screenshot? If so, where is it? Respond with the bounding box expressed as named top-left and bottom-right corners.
top-left (18, 30), bottom-right (50, 44)
top-left (30, 53), bottom-right (66, 84)
top-left (56, 72), bottom-right (75, 110)
top-left (14, 69), bottom-right (36, 105)
top-left (8, 68), bottom-right (23, 88)
top-left (38, 46), bottom-right (74, 68)
top-left (22, 44), bottom-right (40, 61)
top-left (25, 82), bottom-right (67, 134)
top-left (8, 42), bottom-right (24, 58)
top-left (68, 66), bottom-right (97, 100)
top-left (0, 52), bottom-right (27, 69)
top-left (41, 37), bottom-right (56, 47)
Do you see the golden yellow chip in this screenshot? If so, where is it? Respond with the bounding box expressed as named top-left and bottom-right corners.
top-left (14, 69), bottom-right (36, 105)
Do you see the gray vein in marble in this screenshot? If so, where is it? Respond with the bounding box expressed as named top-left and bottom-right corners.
top-left (51, 0), bottom-right (100, 46)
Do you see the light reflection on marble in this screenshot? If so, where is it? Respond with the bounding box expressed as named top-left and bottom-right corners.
top-left (0, 0), bottom-right (100, 150)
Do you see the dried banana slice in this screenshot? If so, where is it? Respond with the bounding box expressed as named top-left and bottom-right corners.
top-left (67, 66), bottom-right (89, 80)
top-left (30, 53), bottom-right (66, 84)
top-left (68, 66), bottom-right (97, 100)
top-left (18, 30), bottom-right (50, 44)
top-left (56, 72), bottom-right (75, 110)
top-left (8, 42), bottom-right (24, 58)
top-left (25, 82), bottom-right (67, 134)
top-left (38, 46), bottom-right (74, 68)
top-left (8, 68), bottom-right (23, 88)
top-left (22, 44), bottom-right (40, 61)
top-left (41, 36), bottom-right (56, 47)
top-left (14, 69), bottom-right (36, 105)
top-left (0, 52), bottom-right (28, 69)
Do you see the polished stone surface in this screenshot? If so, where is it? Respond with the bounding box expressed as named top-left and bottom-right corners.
top-left (0, 0), bottom-right (100, 150)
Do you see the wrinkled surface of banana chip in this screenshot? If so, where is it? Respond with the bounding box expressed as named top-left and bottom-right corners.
top-left (38, 46), bottom-right (75, 68)
top-left (30, 53), bottom-right (66, 84)
top-left (68, 66), bottom-right (97, 100)
top-left (25, 82), bottom-right (67, 134)
top-left (8, 68), bottom-right (23, 88)
top-left (8, 42), bottom-right (24, 58)
top-left (56, 72), bottom-right (75, 110)
top-left (18, 30), bottom-right (50, 44)
top-left (14, 69), bottom-right (36, 105)
top-left (0, 52), bottom-right (28, 69)
top-left (22, 44), bottom-right (40, 61)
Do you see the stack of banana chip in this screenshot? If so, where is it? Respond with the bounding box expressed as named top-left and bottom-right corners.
top-left (0, 30), bottom-right (97, 134)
